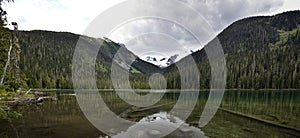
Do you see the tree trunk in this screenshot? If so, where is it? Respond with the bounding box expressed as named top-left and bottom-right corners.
top-left (0, 38), bottom-right (12, 86)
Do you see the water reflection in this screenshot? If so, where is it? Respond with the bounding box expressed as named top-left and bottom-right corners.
top-left (0, 90), bottom-right (299, 138)
top-left (221, 90), bottom-right (300, 129)
top-left (113, 112), bottom-right (207, 138)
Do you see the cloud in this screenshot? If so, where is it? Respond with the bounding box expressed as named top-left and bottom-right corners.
top-left (3, 0), bottom-right (286, 35)
top-left (108, 18), bottom-right (201, 59)
top-left (3, 0), bottom-right (126, 34)
top-left (178, 0), bottom-right (284, 32)
top-left (108, 0), bottom-right (285, 60)
top-left (2, 0), bottom-right (292, 60)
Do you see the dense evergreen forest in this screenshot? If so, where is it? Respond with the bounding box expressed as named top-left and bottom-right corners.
top-left (223, 11), bottom-right (300, 89)
top-left (17, 31), bottom-right (160, 89)
top-left (166, 11), bottom-right (300, 89)
top-left (2, 10), bottom-right (300, 90)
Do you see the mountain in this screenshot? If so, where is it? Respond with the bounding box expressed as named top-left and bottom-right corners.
top-left (16, 30), bottom-right (160, 89)
top-left (2, 10), bottom-right (299, 90)
top-left (164, 10), bottom-right (300, 89)
top-left (166, 54), bottom-right (179, 66)
top-left (143, 54), bottom-right (179, 68)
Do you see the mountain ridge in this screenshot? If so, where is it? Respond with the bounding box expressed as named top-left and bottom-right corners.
top-left (12, 10), bottom-right (300, 89)
top-left (17, 30), bottom-right (160, 89)
top-left (163, 10), bottom-right (300, 89)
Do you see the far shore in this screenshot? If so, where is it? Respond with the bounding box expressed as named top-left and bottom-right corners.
top-left (31, 88), bottom-right (300, 92)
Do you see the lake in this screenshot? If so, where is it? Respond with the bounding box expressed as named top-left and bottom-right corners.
top-left (0, 90), bottom-right (299, 137)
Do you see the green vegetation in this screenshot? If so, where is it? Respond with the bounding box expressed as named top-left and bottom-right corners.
top-left (0, 86), bottom-right (23, 120)
top-left (1, 2), bottom-right (300, 91)
top-left (165, 11), bottom-right (300, 89)
top-left (220, 90), bottom-right (299, 129)
top-left (0, 106), bottom-right (22, 120)
top-left (272, 24), bottom-right (300, 49)
top-left (17, 31), bottom-right (160, 89)
top-left (0, 0), bottom-right (31, 121)
top-left (11, 11), bottom-right (300, 90)
top-left (0, 1), bottom-right (299, 137)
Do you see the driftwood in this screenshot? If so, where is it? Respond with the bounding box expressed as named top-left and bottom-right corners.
top-left (6, 96), bottom-right (57, 106)
top-left (32, 91), bottom-right (47, 96)
top-left (25, 89), bottom-right (32, 95)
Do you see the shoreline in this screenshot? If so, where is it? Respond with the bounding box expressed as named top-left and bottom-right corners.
top-left (31, 89), bottom-right (300, 95)
top-left (31, 89), bottom-right (300, 92)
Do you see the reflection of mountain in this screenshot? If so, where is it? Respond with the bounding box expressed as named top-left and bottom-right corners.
top-left (113, 112), bottom-right (207, 138)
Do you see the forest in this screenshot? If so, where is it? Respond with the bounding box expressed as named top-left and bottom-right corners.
top-left (166, 11), bottom-right (300, 89)
top-left (0, 0), bottom-right (299, 91)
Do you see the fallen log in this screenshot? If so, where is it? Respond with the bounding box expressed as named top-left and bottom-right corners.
top-left (6, 96), bottom-right (57, 106)
top-left (219, 108), bottom-right (300, 132)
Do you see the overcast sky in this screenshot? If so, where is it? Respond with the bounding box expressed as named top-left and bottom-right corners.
top-left (3, 0), bottom-right (300, 59)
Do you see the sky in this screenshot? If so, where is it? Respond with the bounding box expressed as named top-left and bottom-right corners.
top-left (3, 0), bottom-right (300, 60)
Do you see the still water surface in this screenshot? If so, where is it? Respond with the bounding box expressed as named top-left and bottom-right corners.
top-left (0, 90), bottom-right (299, 137)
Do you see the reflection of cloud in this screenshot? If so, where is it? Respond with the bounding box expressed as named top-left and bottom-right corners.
top-left (113, 112), bottom-right (207, 138)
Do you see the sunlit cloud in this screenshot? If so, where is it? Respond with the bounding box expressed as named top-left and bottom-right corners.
top-left (3, 0), bottom-right (300, 60)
